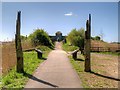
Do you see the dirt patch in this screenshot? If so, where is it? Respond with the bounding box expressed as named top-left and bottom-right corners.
top-left (91, 53), bottom-right (118, 78)
top-left (70, 52), bottom-right (119, 88)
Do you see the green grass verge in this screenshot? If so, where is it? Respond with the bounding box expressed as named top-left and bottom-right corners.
top-left (62, 43), bottom-right (79, 52)
top-left (69, 55), bottom-right (90, 88)
top-left (62, 43), bottom-right (89, 88)
top-left (1, 46), bottom-right (51, 89)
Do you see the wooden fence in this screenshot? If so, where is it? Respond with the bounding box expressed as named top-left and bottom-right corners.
top-left (91, 47), bottom-right (119, 52)
top-left (2, 41), bottom-right (34, 75)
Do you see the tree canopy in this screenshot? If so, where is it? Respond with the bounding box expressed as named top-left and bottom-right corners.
top-left (91, 36), bottom-right (101, 40)
top-left (67, 28), bottom-right (85, 49)
top-left (28, 29), bottom-right (53, 48)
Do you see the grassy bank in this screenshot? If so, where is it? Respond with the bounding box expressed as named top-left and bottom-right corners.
top-left (70, 54), bottom-right (118, 88)
top-left (62, 43), bottom-right (79, 51)
top-left (1, 46), bottom-right (51, 89)
top-left (62, 43), bottom-right (118, 88)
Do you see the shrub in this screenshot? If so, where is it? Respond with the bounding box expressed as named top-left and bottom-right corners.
top-left (91, 36), bottom-right (101, 40)
top-left (28, 29), bottom-right (54, 48)
top-left (67, 28), bottom-right (85, 49)
top-left (21, 35), bottom-right (27, 41)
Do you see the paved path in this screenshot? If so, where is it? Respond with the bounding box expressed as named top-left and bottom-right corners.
top-left (25, 42), bottom-right (82, 88)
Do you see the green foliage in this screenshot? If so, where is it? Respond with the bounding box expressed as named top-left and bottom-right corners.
top-left (28, 29), bottom-right (54, 48)
top-left (91, 36), bottom-right (101, 40)
top-left (62, 43), bottom-right (79, 51)
top-left (21, 35), bottom-right (27, 41)
top-left (67, 28), bottom-right (85, 49)
top-left (36, 45), bottom-right (52, 51)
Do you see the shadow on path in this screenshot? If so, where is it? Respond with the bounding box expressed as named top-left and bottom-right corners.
top-left (24, 72), bottom-right (58, 88)
top-left (41, 57), bottom-right (47, 60)
top-left (90, 71), bottom-right (120, 81)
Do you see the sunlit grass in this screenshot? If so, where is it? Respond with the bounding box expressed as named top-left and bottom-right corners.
top-left (62, 43), bottom-right (79, 51)
top-left (63, 44), bottom-right (118, 88)
top-left (1, 47), bottom-right (51, 89)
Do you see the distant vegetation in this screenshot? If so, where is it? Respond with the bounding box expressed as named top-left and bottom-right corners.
top-left (21, 35), bottom-right (27, 41)
top-left (27, 29), bottom-right (54, 48)
top-left (62, 43), bottom-right (79, 51)
top-left (91, 36), bottom-right (101, 41)
top-left (67, 28), bottom-right (85, 50)
top-left (1, 28), bottom-right (54, 79)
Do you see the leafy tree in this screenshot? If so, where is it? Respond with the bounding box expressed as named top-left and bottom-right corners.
top-left (67, 28), bottom-right (85, 50)
top-left (94, 36), bottom-right (101, 40)
top-left (28, 29), bottom-right (53, 48)
top-left (91, 36), bottom-right (101, 40)
top-left (21, 35), bottom-right (27, 41)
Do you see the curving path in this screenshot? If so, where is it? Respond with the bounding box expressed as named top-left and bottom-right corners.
top-left (24, 42), bottom-right (82, 88)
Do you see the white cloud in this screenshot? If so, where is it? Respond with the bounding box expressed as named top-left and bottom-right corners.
top-left (64, 12), bottom-right (73, 16)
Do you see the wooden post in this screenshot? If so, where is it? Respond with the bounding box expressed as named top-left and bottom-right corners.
top-left (15, 11), bottom-right (24, 73)
top-left (73, 52), bottom-right (77, 59)
top-left (84, 14), bottom-right (91, 72)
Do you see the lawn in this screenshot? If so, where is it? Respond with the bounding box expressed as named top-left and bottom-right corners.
top-left (1, 46), bottom-right (51, 89)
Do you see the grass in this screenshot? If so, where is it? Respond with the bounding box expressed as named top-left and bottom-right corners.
top-left (2, 41), bottom-right (35, 75)
top-left (62, 44), bottom-right (118, 88)
top-left (69, 54), bottom-right (118, 88)
top-left (93, 51), bottom-right (120, 56)
top-left (62, 43), bottom-right (79, 51)
top-left (69, 55), bottom-right (90, 88)
top-left (1, 46), bottom-right (51, 89)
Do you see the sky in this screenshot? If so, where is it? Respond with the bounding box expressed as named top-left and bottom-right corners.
top-left (0, 2), bottom-right (119, 42)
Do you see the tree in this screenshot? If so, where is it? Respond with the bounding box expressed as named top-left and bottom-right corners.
top-left (95, 36), bottom-right (100, 40)
top-left (28, 29), bottom-right (54, 48)
top-left (21, 35), bottom-right (27, 41)
top-left (67, 28), bottom-right (85, 50)
top-left (91, 36), bottom-right (101, 40)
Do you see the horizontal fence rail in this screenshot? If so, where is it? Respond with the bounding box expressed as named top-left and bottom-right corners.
top-left (91, 47), bottom-right (119, 52)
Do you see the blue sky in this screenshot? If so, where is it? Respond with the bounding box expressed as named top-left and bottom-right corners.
top-left (1, 2), bottom-right (118, 42)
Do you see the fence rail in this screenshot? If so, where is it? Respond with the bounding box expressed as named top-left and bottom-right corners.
top-left (91, 47), bottom-right (119, 52)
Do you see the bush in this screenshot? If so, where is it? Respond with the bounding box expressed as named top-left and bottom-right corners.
top-left (21, 35), bottom-right (27, 41)
top-left (28, 29), bottom-right (54, 48)
top-left (67, 28), bottom-right (85, 49)
top-left (95, 36), bottom-right (101, 40)
top-left (62, 43), bottom-right (79, 51)
top-left (91, 36), bottom-right (101, 40)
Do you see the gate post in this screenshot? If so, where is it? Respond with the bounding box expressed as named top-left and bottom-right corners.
top-left (84, 14), bottom-right (91, 72)
top-left (15, 11), bottom-right (24, 73)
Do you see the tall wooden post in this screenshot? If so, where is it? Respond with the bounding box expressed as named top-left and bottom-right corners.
top-left (84, 14), bottom-right (91, 72)
top-left (15, 11), bottom-right (24, 73)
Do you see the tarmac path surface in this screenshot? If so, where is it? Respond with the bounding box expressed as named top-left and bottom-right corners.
top-left (25, 42), bottom-right (82, 88)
